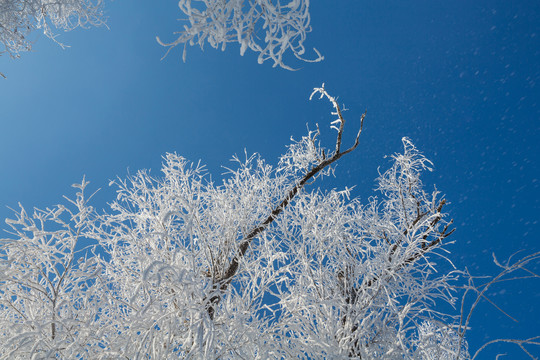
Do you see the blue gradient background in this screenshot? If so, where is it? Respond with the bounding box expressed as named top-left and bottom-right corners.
top-left (1, 0), bottom-right (539, 357)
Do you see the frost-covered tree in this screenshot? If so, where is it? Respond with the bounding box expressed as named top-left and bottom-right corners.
top-left (0, 0), bottom-right (105, 77)
top-left (1, 0), bottom-right (320, 73)
top-left (158, 0), bottom-right (323, 70)
top-left (1, 86), bottom-right (538, 359)
top-left (0, 180), bottom-right (110, 358)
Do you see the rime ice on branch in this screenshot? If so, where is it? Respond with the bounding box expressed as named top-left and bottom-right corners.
top-left (0, 0), bottom-right (105, 77)
top-left (2, 86), bottom-right (537, 358)
top-left (157, 0), bottom-right (323, 70)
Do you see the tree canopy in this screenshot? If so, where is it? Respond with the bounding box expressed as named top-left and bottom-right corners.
top-left (0, 1), bottom-right (538, 358)
top-left (1, 87), bottom-right (538, 358)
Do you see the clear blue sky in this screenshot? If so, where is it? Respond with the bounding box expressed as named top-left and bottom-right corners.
top-left (1, 0), bottom-right (538, 356)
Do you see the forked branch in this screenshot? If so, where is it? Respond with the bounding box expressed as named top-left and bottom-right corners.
top-left (206, 85), bottom-right (365, 319)
top-left (471, 336), bottom-right (540, 360)
top-left (458, 251), bottom-right (540, 359)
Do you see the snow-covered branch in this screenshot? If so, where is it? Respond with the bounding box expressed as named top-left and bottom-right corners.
top-left (157, 0), bottom-right (323, 70)
top-left (1, 87), bottom-right (537, 358)
top-left (0, 0), bottom-right (105, 67)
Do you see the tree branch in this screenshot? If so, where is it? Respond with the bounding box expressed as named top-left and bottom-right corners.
top-left (205, 86), bottom-right (365, 319)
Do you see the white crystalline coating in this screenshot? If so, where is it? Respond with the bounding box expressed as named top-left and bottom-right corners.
top-left (415, 322), bottom-right (470, 360)
top-left (6, 88), bottom-right (535, 359)
top-left (157, 0), bottom-right (323, 70)
top-left (0, 139), bottom-right (470, 358)
top-left (0, 0), bottom-right (105, 58)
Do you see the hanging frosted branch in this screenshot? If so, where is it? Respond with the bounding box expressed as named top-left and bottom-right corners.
top-left (0, 0), bottom-right (105, 76)
top-left (157, 0), bottom-right (323, 70)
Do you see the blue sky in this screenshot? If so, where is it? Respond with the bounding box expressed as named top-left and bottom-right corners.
top-left (1, 0), bottom-right (539, 356)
